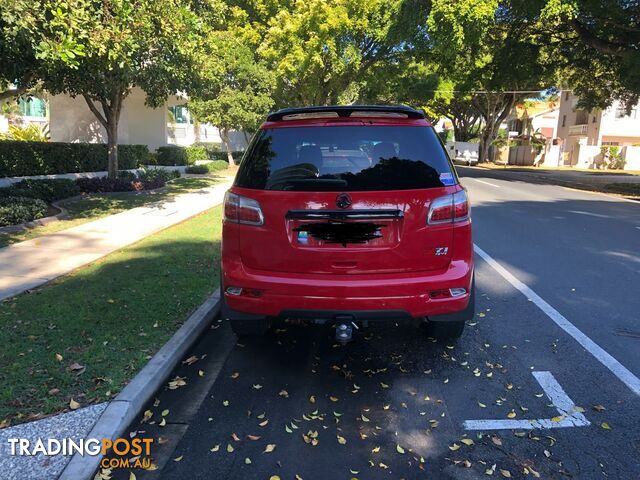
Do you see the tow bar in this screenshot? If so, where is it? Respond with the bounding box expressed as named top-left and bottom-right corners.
top-left (335, 316), bottom-right (359, 344)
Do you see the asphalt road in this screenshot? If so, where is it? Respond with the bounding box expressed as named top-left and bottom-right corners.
top-left (110, 168), bottom-right (640, 480)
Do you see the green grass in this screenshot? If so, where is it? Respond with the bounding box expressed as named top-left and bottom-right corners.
top-left (0, 205), bottom-right (222, 425)
top-left (604, 182), bottom-right (640, 196)
top-left (0, 177), bottom-right (221, 248)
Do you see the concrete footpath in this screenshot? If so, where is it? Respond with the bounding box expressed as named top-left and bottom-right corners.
top-left (0, 179), bottom-right (232, 301)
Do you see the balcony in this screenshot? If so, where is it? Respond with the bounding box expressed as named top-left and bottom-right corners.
top-left (568, 124), bottom-right (588, 136)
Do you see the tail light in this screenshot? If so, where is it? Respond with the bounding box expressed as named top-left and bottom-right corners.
top-left (224, 191), bottom-right (264, 226)
top-left (427, 190), bottom-right (469, 225)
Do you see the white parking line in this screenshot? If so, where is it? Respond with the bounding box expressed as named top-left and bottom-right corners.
top-left (464, 371), bottom-right (590, 430)
top-left (474, 244), bottom-right (640, 397)
top-left (567, 210), bottom-right (609, 219)
top-left (473, 179), bottom-right (501, 188)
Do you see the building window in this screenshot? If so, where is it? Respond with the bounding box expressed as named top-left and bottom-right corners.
top-left (562, 115), bottom-right (566, 127)
top-left (17, 97), bottom-right (47, 118)
top-left (602, 141), bottom-right (619, 146)
top-left (168, 105), bottom-right (192, 124)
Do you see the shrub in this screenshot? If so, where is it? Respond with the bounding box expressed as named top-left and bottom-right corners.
top-left (117, 170), bottom-right (138, 182)
top-left (185, 161), bottom-right (229, 174)
top-left (76, 177), bottom-right (137, 193)
top-left (186, 145), bottom-right (208, 163)
top-left (0, 124), bottom-right (48, 142)
top-left (207, 160), bottom-right (230, 171)
top-left (193, 142), bottom-right (222, 156)
top-left (0, 141), bottom-right (149, 177)
top-left (138, 168), bottom-right (180, 183)
top-left (156, 146), bottom-right (189, 166)
top-left (0, 196), bottom-right (48, 226)
top-left (185, 164), bottom-right (208, 174)
top-left (208, 151), bottom-right (245, 163)
top-left (0, 179), bottom-right (80, 202)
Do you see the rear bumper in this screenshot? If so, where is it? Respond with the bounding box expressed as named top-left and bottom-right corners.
top-left (222, 258), bottom-right (473, 320)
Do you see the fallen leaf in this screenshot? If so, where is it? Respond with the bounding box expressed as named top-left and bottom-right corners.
top-left (449, 443), bottom-right (460, 451)
top-left (159, 418), bottom-right (166, 427)
top-left (592, 404), bottom-right (606, 412)
top-left (244, 457), bottom-right (251, 464)
top-left (372, 446), bottom-right (380, 453)
top-left (485, 464), bottom-right (496, 475)
top-left (279, 389), bottom-right (289, 398)
top-left (500, 469), bottom-right (512, 478)
top-left (270, 476), bottom-right (281, 480)
top-left (182, 355), bottom-right (198, 365)
top-left (491, 436), bottom-right (502, 446)
top-left (210, 444), bottom-right (220, 452)
top-left (69, 399), bottom-right (80, 410)
top-left (231, 372), bottom-right (240, 379)
top-left (601, 422), bottom-right (611, 430)
top-left (337, 435), bottom-right (347, 445)
top-left (259, 419), bottom-right (269, 427)
top-left (222, 400), bottom-right (229, 407)
top-left (129, 472), bottom-right (136, 480)
top-left (309, 395), bottom-right (316, 403)
top-left (380, 382), bottom-right (389, 389)
top-left (264, 444), bottom-right (276, 453)
top-left (253, 384), bottom-right (263, 390)
top-left (361, 414), bottom-right (370, 422)
top-left (478, 402), bottom-right (486, 408)
top-left (55, 353), bottom-right (63, 362)
top-left (161, 409), bottom-right (169, 417)
top-left (247, 435), bottom-right (261, 441)
top-left (396, 444), bottom-right (405, 454)
top-left (174, 456), bottom-right (183, 462)
top-left (507, 411), bottom-right (516, 419)
top-left (227, 444), bottom-right (234, 453)
top-left (329, 396), bottom-right (339, 402)
top-left (460, 438), bottom-right (474, 446)
top-left (231, 433), bottom-right (240, 442)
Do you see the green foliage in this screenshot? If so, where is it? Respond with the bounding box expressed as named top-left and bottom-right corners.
top-left (600, 146), bottom-right (626, 170)
top-left (0, 141), bottom-right (148, 177)
top-left (189, 30), bottom-right (273, 163)
top-left (0, 196), bottom-right (48, 226)
top-left (0, 179), bottom-right (79, 202)
top-left (156, 146), bottom-right (189, 166)
top-left (185, 164), bottom-right (209, 174)
top-left (186, 145), bottom-right (209, 163)
top-left (0, 123), bottom-right (49, 142)
top-left (257, 0), bottom-right (408, 106)
top-left (208, 151), bottom-right (244, 162)
top-left (138, 168), bottom-right (181, 183)
top-left (528, 0), bottom-right (640, 110)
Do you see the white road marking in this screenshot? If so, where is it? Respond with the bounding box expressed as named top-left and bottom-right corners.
top-left (562, 186), bottom-right (640, 204)
top-left (567, 210), bottom-right (609, 219)
top-left (464, 371), bottom-right (590, 431)
top-left (475, 244), bottom-right (640, 397)
top-left (473, 179), bottom-right (501, 188)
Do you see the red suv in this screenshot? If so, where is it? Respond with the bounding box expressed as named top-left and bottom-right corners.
top-left (221, 105), bottom-right (474, 340)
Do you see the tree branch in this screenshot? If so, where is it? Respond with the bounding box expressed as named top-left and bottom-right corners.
top-left (571, 19), bottom-right (626, 57)
top-left (83, 94), bottom-right (109, 129)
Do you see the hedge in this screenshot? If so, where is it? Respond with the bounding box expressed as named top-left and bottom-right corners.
top-left (0, 196), bottom-right (48, 226)
top-left (0, 179), bottom-right (80, 202)
top-left (0, 141), bottom-right (150, 177)
top-left (156, 145), bottom-right (212, 166)
top-left (185, 160), bottom-right (229, 174)
top-left (208, 151), bottom-right (245, 163)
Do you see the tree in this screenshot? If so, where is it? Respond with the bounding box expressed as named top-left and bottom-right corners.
top-left (520, 0), bottom-right (640, 110)
top-left (427, 0), bottom-right (554, 162)
top-left (258, 0), bottom-right (406, 107)
top-left (188, 31), bottom-right (274, 165)
top-left (6, 0), bottom-right (222, 178)
top-left (0, 1), bottom-right (87, 101)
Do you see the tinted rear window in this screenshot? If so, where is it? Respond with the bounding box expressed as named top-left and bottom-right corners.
top-left (235, 126), bottom-right (455, 191)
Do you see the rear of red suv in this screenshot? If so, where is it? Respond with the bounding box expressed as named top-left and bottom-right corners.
top-left (221, 105), bottom-right (473, 339)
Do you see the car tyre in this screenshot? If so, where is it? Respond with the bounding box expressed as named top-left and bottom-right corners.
top-left (425, 275), bottom-right (475, 340)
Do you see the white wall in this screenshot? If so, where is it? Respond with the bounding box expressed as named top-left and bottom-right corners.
top-left (623, 146), bottom-right (640, 170)
top-left (49, 88), bottom-right (167, 150)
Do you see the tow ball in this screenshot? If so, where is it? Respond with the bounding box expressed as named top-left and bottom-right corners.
top-left (335, 317), bottom-right (359, 344)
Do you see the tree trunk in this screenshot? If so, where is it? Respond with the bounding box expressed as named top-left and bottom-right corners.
top-left (474, 93), bottom-right (520, 163)
top-left (221, 128), bottom-right (235, 166)
top-left (84, 91), bottom-right (125, 179)
top-left (106, 121), bottom-right (119, 179)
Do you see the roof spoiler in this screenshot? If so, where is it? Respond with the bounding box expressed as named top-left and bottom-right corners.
top-left (266, 105), bottom-right (425, 121)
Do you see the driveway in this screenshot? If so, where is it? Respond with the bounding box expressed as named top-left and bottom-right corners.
top-left (110, 167), bottom-right (640, 480)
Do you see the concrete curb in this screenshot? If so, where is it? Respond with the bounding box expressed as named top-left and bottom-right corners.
top-left (58, 292), bottom-right (221, 480)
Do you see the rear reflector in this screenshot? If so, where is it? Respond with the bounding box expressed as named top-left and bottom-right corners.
top-left (427, 189), bottom-right (470, 225)
top-left (224, 192), bottom-right (264, 226)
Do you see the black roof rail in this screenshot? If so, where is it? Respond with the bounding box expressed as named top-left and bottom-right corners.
top-left (266, 105), bottom-right (425, 121)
